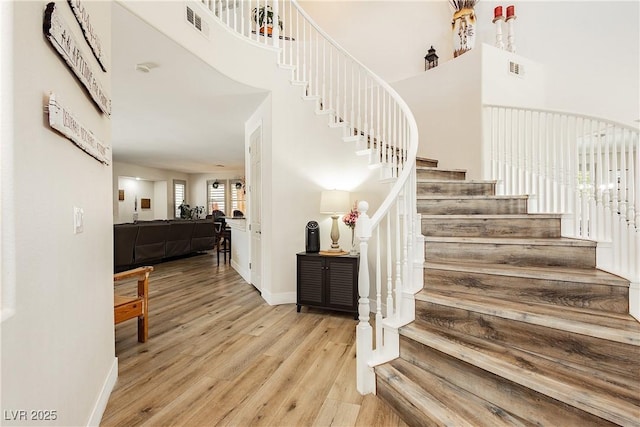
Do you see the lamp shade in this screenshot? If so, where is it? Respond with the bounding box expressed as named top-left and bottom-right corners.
top-left (320, 190), bottom-right (350, 214)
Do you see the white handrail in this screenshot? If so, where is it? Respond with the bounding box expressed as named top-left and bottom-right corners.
top-left (483, 104), bottom-right (639, 317)
top-left (200, 0), bottom-right (421, 394)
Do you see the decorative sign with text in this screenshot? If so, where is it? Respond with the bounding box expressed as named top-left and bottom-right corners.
top-left (67, 0), bottom-right (108, 72)
top-left (43, 2), bottom-right (111, 116)
top-left (47, 92), bottom-right (110, 165)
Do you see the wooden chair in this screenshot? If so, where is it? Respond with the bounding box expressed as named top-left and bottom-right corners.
top-left (113, 266), bottom-right (154, 343)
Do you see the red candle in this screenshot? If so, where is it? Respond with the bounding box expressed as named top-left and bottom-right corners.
top-left (494, 6), bottom-right (503, 18)
top-left (506, 5), bottom-right (515, 18)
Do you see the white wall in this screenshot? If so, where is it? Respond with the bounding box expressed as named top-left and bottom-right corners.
top-left (117, 177), bottom-right (158, 222)
top-left (113, 161), bottom-right (188, 222)
top-left (299, 0), bottom-right (639, 125)
top-left (1, 2), bottom-right (115, 425)
top-left (123, 2), bottom-right (392, 305)
top-left (393, 43), bottom-right (546, 179)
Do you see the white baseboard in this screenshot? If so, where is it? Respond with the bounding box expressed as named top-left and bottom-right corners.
top-left (261, 289), bottom-right (296, 305)
top-left (230, 259), bottom-right (250, 283)
top-left (630, 280), bottom-right (640, 322)
top-left (87, 357), bottom-right (118, 427)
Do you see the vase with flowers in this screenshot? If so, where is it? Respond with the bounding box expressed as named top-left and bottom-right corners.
top-left (342, 201), bottom-right (360, 255)
top-left (450, 0), bottom-right (478, 58)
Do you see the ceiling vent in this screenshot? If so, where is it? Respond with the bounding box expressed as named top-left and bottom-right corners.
top-left (509, 61), bottom-right (524, 77)
top-left (186, 4), bottom-right (210, 39)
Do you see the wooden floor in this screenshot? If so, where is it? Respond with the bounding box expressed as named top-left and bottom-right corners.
top-left (101, 252), bottom-right (407, 427)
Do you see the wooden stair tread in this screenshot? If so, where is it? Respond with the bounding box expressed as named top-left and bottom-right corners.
top-left (416, 166), bottom-right (466, 173)
top-left (425, 261), bottom-right (630, 287)
top-left (416, 289), bottom-right (640, 345)
top-left (421, 213), bottom-right (562, 220)
top-left (424, 236), bottom-right (597, 247)
top-left (399, 323), bottom-right (640, 426)
top-left (417, 194), bottom-right (528, 200)
top-left (415, 156), bottom-right (438, 163)
top-left (417, 179), bottom-right (497, 184)
top-left (376, 359), bottom-right (528, 427)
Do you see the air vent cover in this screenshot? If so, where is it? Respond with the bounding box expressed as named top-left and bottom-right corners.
top-left (185, 4), bottom-right (210, 39)
top-left (509, 61), bottom-right (524, 77)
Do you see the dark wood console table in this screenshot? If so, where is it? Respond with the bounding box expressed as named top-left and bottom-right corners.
top-left (296, 252), bottom-right (359, 319)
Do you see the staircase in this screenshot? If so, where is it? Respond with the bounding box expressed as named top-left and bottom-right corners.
top-left (375, 157), bottom-right (640, 426)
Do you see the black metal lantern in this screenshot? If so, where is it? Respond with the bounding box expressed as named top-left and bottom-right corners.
top-left (424, 46), bottom-right (439, 70)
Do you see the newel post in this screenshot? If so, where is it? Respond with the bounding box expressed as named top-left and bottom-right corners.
top-left (356, 201), bottom-right (375, 394)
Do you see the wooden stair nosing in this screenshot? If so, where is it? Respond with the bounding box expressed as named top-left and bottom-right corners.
top-left (415, 156), bottom-right (438, 165)
top-left (424, 261), bottom-right (631, 288)
top-left (399, 324), bottom-right (640, 426)
top-left (376, 360), bottom-right (530, 427)
top-left (415, 290), bottom-right (640, 346)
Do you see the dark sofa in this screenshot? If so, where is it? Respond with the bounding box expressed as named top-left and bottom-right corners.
top-left (114, 219), bottom-right (219, 272)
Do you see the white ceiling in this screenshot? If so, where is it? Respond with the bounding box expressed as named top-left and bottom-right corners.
top-left (111, 3), bottom-right (268, 174)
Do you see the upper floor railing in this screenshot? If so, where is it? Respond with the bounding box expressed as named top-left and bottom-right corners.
top-left (483, 105), bottom-right (639, 292)
top-left (199, 0), bottom-right (421, 393)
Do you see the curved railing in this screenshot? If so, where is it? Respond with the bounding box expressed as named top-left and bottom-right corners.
top-left (199, 0), bottom-right (422, 393)
top-left (484, 105), bottom-right (639, 316)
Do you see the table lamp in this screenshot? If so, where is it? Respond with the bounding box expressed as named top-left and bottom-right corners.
top-left (320, 190), bottom-right (350, 252)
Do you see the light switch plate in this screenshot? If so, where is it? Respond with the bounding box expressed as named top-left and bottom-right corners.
top-left (74, 206), bottom-right (84, 234)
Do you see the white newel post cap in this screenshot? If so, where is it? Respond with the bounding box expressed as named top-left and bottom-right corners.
top-left (356, 201), bottom-right (371, 239)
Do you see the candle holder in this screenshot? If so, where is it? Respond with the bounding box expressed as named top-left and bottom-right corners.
top-left (506, 5), bottom-right (516, 53)
top-left (493, 6), bottom-right (505, 50)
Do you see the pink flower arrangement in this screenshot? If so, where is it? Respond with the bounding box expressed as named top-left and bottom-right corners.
top-left (342, 201), bottom-right (359, 229)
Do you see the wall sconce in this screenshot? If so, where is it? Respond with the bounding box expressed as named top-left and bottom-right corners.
top-left (320, 190), bottom-right (350, 253)
top-left (424, 46), bottom-right (439, 70)
top-left (212, 181), bottom-right (219, 189)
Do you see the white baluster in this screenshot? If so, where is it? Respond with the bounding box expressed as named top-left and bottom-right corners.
top-left (394, 201), bottom-right (401, 319)
top-left (386, 214), bottom-right (393, 317)
top-left (375, 227), bottom-right (382, 349)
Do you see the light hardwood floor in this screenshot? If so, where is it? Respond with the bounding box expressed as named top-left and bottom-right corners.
top-left (102, 252), bottom-right (407, 427)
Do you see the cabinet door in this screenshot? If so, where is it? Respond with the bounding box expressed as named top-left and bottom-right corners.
top-left (326, 257), bottom-right (357, 310)
top-left (297, 256), bottom-right (324, 306)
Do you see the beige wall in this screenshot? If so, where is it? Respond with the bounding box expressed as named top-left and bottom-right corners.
top-left (1, 1), bottom-right (115, 425)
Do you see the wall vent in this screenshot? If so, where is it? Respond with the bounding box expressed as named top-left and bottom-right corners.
top-left (185, 4), bottom-right (210, 39)
top-left (509, 61), bottom-right (524, 77)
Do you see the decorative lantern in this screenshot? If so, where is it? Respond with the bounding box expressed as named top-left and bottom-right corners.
top-left (424, 46), bottom-right (439, 70)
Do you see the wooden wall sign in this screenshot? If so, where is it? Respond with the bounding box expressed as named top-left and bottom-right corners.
top-left (67, 0), bottom-right (108, 72)
top-left (47, 92), bottom-right (110, 165)
top-left (141, 198), bottom-right (151, 209)
top-left (43, 2), bottom-right (111, 116)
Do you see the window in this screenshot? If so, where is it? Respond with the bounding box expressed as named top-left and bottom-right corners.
top-left (207, 180), bottom-right (226, 215)
top-left (174, 180), bottom-right (186, 218)
top-left (231, 181), bottom-right (246, 217)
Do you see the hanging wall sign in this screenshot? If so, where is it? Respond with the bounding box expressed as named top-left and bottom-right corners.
top-left (47, 92), bottom-right (110, 165)
top-left (67, 0), bottom-right (108, 72)
top-left (43, 2), bottom-right (111, 116)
